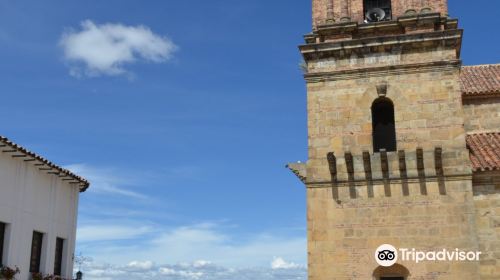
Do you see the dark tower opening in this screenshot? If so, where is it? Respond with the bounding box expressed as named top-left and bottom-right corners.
top-left (373, 264), bottom-right (410, 280)
top-left (364, 0), bottom-right (392, 22)
top-left (372, 97), bottom-right (397, 152)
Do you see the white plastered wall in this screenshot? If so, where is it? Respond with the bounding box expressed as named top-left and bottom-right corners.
top-left (0, 151), bottom-right (80, 279)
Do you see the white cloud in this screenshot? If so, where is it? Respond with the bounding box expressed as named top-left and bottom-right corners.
top-left (60, 20), bottom-right (177, 77)
top-left (77, 225), bottom-right (154, 242)
top-left (192, 260), bottom-right (211, 268)
top-left (158, 266), bottom-right (203, 279)
top-left (77, 222), bottom-right (306, 268)
top-left (271, 257), bottom-right (304, 270)
top-left (127, 261), bottom-right (155, 271)
top-left (79, 260), bottom-right (307, 280)
top-left (65, 164), bottom-right (148, 199)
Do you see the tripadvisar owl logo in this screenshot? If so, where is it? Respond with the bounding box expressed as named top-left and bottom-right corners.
top-left (375, 244), bottom-right (398, 267)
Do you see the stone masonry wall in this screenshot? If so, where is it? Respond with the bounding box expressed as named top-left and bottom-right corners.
top-left (312, 0), bottom-right (448, 28)
top-left (463, 98), bottom-right (500, 133)
top-left (473, 172), bottom-right (500, 280)
top-left (307, 180), bottom-right (480, 280)
top-left (305, 57), bottom-right (467, 182)
top-left (304, 42), bottom-right (480, 279)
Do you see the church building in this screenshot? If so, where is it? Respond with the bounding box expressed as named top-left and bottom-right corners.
top-left (0, 136), bottom-right (89, 279)
top-left (287, 0), bottom-right (499, 279)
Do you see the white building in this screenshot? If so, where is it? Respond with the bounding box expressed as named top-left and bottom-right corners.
top-left (0, 136), bottom-right (89, 279)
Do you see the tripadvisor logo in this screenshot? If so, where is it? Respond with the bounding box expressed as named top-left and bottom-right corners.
top-left (375, 244), bottom-right (398, 266)
top-left (375, 244), bottom-right (481, 267)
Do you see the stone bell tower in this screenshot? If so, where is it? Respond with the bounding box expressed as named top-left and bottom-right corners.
top-left (287, 0), bottom-right (483, 279)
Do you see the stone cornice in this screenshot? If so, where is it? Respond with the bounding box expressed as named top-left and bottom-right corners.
top-left (300, 28), bottom-right (463, 62)
top-left (304, 60), bottom-right (461, 82)
top-left (286, 163), bottom-right (307, 183)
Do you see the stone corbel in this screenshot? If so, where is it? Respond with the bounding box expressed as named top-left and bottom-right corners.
top-left (377, 82), bottom-right (388, 97)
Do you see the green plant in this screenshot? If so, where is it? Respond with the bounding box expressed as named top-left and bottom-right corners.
top-left (43, 275), bottom-right (65, 280)
top-left (43, 275), bottom-right (64, 280)
top-left (31, 272), bottom-right (43, 280)
top-left (32, 274), bottom-right (66, 280)
top-left (0, 266), bottom-right (20, 280)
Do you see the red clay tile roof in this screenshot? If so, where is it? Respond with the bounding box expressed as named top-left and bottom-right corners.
top-left (466, 133), bottom-right (500, 172)
top-left (0, 136), bottom-right (89, 192)
top-left (461, 64), bottom-right (500, 98)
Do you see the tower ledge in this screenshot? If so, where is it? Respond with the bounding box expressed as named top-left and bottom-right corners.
top-left (300, 13), bottom-right (462, 66)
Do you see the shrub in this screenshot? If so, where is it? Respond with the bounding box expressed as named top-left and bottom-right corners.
top-left (32, 273), bottom-right (68, 280)
top-left (0, 266), bottom-right (20, 280)
top-left (43, 275), bottom-right (63, 280)
top-left (31, 272), bottom-right (43, 280)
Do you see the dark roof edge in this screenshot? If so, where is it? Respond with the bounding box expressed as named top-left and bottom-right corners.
top-left (0, 136), bottom-right (90, 192)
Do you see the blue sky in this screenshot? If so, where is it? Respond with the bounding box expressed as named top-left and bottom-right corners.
top-left (0, 1), bottom-right (498, 279)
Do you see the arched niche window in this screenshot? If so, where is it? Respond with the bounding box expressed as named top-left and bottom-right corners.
top-left (373, 264), bottom-right (410, 280)
top-left (364, 0), bottom-right (392, 22)
top-left (371, 97), bottom-right (397, 152)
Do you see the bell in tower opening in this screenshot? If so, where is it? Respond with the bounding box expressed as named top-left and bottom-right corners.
top-left (364, 0), bottom-right (392, 22)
